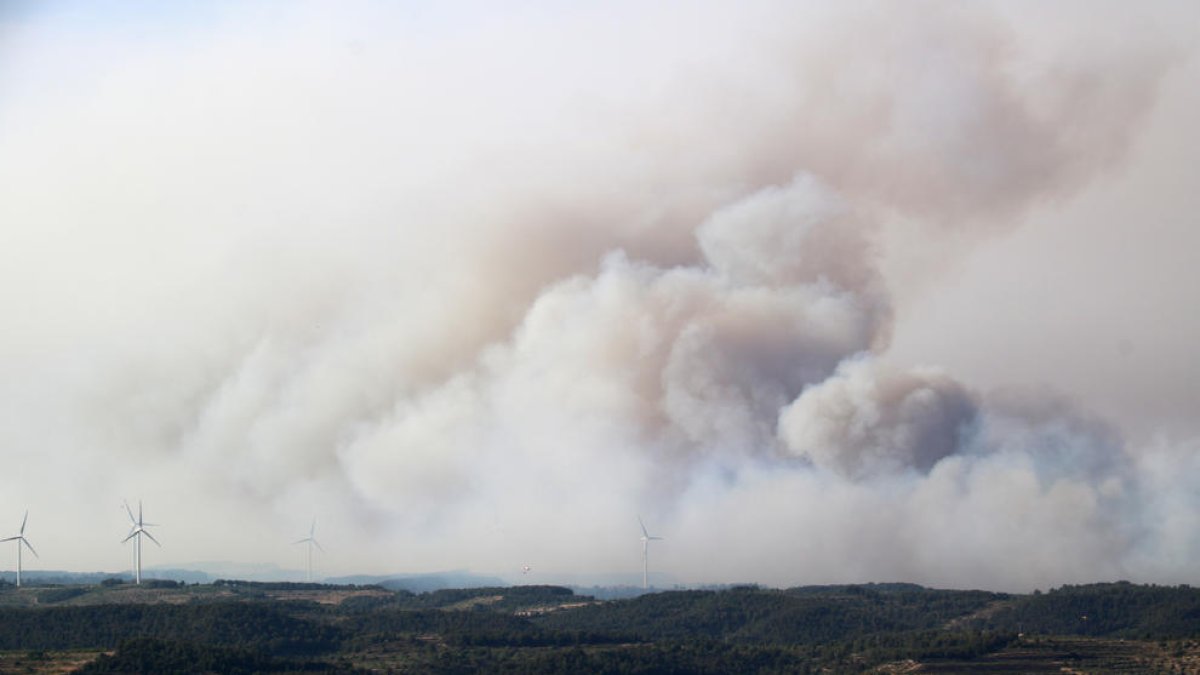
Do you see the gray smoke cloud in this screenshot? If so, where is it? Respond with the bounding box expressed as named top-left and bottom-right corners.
top-left (0, 1), bottom-right (1197, 590)
top-left (779, 358), bottom-right (978, 479)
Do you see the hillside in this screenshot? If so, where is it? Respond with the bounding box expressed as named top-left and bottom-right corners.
top-left (0, 581), bottom-right (1198, 673)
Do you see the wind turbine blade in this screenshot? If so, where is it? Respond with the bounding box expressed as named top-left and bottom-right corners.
top-left (638, 516), bottom-right (649, 538)
top-left (310, 519), bottom-right (316, 538)
top-left (312, 538), bottom-right (325, 553)
top-left (0, 536), bottom-right (16, 543)
top-left (143, 530), bottom-right (162, 547)
top-left (20, 511), bottom-right (28, 535)
top-left (138, 501), bottom-right (144, 526)
top-left (124, 500), bottom-right (136, 524)
top-left (21, 538), bottom-right (37, 558)
top-left (121, 531), bottom-right (138, 544)
top-left (293, 538), bottom-right (310, 545)
top-left (650, 536), bottom-right (663, 541)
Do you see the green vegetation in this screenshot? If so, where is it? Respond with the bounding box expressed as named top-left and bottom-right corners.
top-left (75, 638), bottom-right (357, 674)
top-left (35, 586), bottom-right (88, 604)
top-left (0, 581), bottom-right (1197, 672)
top-left (976, 581), bottom-right (1200, 638)
top-left (534, 584), bottom-right (1007, 643)
top-left (0, 603), bottom-right (340, 654)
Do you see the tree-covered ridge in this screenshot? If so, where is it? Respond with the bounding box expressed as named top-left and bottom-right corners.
top-left (0, 603), bottom-right (340, 654)
top-left (977, 582), bottom-right (1200, 639)
top-left (532, 584), bottom-right (1008, 643)
top-left (397, 584), bottom-right (580, 611)
top-left (75, 638), bottom-right (358, 674)
top-left (1, 581), bottom-right (1199, 672)
top-left (213, 580), bottom-right (385, 592)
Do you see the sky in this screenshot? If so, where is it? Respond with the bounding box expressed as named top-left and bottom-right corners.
top-left (1, 0), bottom-right (1198, 592)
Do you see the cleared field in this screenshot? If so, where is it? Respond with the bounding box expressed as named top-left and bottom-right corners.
top-left (0, 650), bottom-right (106, 675)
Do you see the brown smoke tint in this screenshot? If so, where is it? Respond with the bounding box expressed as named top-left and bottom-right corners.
top-left (0, 1), bottom-right (1194, 589)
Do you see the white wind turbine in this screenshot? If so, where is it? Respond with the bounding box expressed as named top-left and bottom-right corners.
top-left (1, 511), bottom-right (38, 587)
top-left (122, 500), bottom-right (160, 584)
top-left (638, 516), bottom-right (663, 591)
top-left (293, 519), bottom-right (324, 582)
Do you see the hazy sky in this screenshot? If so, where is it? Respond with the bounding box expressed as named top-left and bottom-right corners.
top-left (1, 0), bottom-right (1198, 591)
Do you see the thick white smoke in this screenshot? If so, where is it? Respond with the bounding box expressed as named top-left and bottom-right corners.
top-left (0, 1), bottom-right (1197, 590)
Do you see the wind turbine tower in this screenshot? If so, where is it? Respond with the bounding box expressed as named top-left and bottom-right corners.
top-left (1, 511), bottom-right (38, 587)
top-left (122, 500), bottom-right (160, 584)
top-left (293, 519), bottom-right (324, 582)
top-left (638, 516), bottom-right (663, 591)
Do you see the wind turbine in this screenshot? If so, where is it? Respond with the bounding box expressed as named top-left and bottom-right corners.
top-left (638, 516), bottom-right (663, 591)
top-left (122, 500), bottom-right (160, 584)
top-left (293, 519), bottom-right (324, 582)
top-left (1, 511), bottom-right (38, 587)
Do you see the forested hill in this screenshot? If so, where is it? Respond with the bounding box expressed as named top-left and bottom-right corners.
top-left (531, 582), bottom-right (1200, 642)
top-left (977, 581), bottom-right (1200, 638)
top-left (1, 581), bottom-right (1199, 673)
top-left (533, 584), bottom-right (1007, 643)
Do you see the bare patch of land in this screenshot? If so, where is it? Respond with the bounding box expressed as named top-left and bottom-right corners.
top-left (0, 650), bottom-right (107, 674)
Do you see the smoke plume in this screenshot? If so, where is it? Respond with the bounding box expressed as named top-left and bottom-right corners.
top-left (0, 1), bottom-right (1197, 590)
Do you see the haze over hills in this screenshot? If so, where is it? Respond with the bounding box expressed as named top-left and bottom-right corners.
top-left (0, 567), bottom-right (509, 590)
top-left (2, 566), bottom-right (651, 593)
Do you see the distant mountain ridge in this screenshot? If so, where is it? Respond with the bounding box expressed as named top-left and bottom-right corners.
top-left (324, 570), bottom-right (507, 592)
